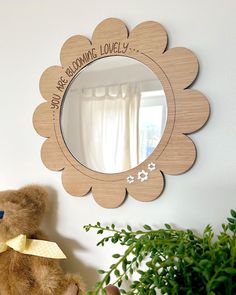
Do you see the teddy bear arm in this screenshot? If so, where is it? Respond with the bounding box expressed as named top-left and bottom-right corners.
top-left (31, 256), bottom-right (68, 295)
top-left (7, 253), bottom-right (40, 295)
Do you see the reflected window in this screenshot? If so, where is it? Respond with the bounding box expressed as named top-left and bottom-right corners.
top-left (139, 90), bottom-right (167, 162)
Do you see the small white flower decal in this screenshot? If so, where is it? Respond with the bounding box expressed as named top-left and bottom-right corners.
top-left (148, 162), bottom-right (156, 172)
top-left (127, 175), bottom-right (135, 184)
top-left (138, 170), bottom-right (149, 182)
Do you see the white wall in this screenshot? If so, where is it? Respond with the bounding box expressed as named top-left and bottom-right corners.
top-left (0, 0), bottom-right (236, 289)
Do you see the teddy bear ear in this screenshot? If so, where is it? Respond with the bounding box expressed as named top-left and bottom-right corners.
top-left (19, 185), bottom-right (48, 212)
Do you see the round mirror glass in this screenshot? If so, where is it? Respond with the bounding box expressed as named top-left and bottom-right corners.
top-left (61, 56), bottom-right (167, 173)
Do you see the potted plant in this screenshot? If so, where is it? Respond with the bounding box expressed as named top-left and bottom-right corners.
top-left (85, 210), bottom-right (236, 295)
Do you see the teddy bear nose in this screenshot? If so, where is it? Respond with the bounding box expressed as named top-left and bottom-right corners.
top-left (0, 211), bottom-right (4, 219)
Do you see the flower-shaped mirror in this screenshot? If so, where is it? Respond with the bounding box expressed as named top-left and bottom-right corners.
top-left (33, 18), bottom-right (210, 208)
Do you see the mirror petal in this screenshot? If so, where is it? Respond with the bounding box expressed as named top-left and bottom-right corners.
top-left (157, 133), bottom-right (196, 175)
top-left (127, 169), bottom-right (164, 202)
top-left (39, 66), bottom-right (64, 101)
top-left (92, 18), bottom-right (128, 44)
top-left (41, 138), bottom-right (65, 171)
top-left (129, 21), bottom-right (167, 57)
top-left (62, 166), bottom-right (92, 196)
top-left (159, 47), bottom-right (198, 90)
top-left (92, 182), bottom-right (126, 208)
top-left (33, 102), bottom-right (53, 137)
top-left (175, 90), bottom-right (210, 133)
top-left (60, 35), bottom-right (92, 66)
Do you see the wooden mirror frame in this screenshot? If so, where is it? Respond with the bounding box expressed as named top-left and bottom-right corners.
top-left (33, 18), bottom-right (210, 208)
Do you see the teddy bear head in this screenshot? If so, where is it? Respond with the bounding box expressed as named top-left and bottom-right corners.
top-left (0, 185), bottom-right (47, 242)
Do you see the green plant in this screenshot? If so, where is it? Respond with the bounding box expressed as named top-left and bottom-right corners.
top-left (84, 210), bottom-right (236, 295)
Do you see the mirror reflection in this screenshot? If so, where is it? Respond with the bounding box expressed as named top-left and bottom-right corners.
top-left (61, 56), bottom-right (167, 173)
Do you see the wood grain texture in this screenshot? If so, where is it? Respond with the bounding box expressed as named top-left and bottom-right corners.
top-left (33, 18), bottom-right (210, 208)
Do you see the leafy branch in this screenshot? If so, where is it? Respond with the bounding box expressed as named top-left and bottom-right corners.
top-left (84, 210), bottom-right (236, 295)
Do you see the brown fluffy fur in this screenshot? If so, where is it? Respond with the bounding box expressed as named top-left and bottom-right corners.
top-left (0, 185), bottom-right (85, 295)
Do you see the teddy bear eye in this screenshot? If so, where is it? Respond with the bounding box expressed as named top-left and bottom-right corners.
top-left (0, 211), bottom-right (4, 219)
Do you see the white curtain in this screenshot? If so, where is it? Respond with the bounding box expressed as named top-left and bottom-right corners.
top-left (62, 83), bottom-right (141, 173)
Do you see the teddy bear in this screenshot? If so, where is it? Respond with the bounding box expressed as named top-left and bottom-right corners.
top-left (0, 185), bottom-right (120, 295)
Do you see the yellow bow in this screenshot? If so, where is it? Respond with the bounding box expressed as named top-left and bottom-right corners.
top-left (0, 234), bottom-right (66, 259)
